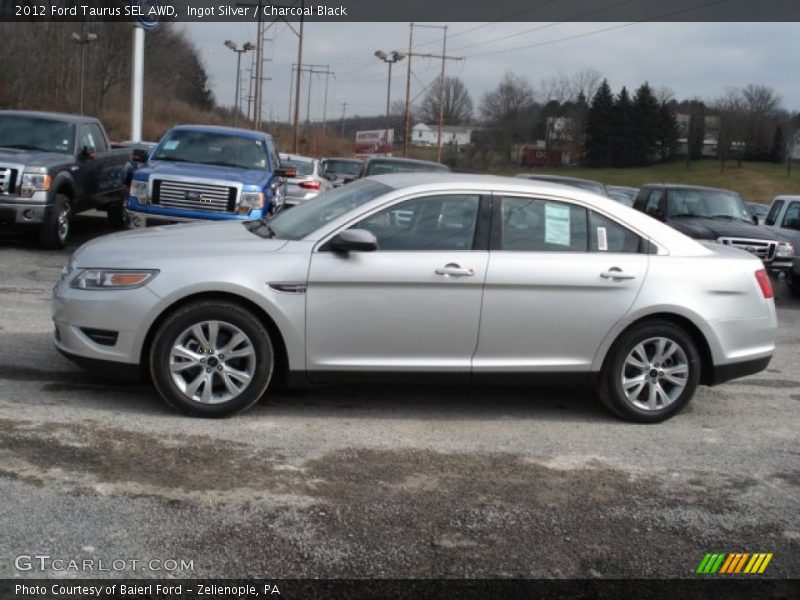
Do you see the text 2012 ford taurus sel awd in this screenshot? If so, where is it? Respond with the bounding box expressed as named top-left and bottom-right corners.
top-left (52, 174), bottom-right (777, 423)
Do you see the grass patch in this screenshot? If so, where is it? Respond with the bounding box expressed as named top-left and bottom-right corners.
top-left (501, 160), bottom-right (800, 203)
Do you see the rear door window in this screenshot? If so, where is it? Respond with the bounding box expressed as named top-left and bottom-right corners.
top-left (499, 196), bottom-right (588, 252)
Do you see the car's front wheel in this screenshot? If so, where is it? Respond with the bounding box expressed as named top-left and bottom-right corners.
top-left (150, 301), bottom-right (274, 417)
top-left (598, 320), bottom-right (701, 423)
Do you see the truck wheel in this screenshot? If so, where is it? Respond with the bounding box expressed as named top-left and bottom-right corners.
top-left (597, 320), bottom-right (701, 423)
top-left (149, 300), bottom-right (274, 418)
top-left (39, 194), bottom-right (71, 250)
top-left (106, 200), bottom-right (126, 229)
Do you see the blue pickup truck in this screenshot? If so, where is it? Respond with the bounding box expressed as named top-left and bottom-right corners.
top-left (126, 125), bottom-right (290, 227)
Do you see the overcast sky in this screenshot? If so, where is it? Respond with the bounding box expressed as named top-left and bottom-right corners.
top-left (184, 22), bottom-right (800, 123)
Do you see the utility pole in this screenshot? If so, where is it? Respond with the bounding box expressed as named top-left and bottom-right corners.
top-left (400, 24), bottom-right (463, 161)
top-left (292, 63), bottom-right (334, 133)
top-left (375, 51), bottom-right (406, 156)
top-left (403, 23), bottom-right (414, 156)
top-left (321, 70), bottom-right (331, 135)
top-left (341, 102), bottom-right (348, 137)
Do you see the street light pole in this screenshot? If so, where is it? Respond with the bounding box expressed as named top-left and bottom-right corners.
top-left (71, 31), bottom-right (98, 115)
top-left (224, 40), bottom-right (254, 127)
top-left (375, 50), bottom-right (406, 156)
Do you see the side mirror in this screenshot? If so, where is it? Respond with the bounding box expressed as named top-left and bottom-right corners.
top-left (324, 229), bottom-right (379, 253)
top-left (80, 145), bottom-right (96, 160)
top-left (131, 148), bottom-right (149, 163)
top-left (274, 167), bottom-right (297, 178)
top-left (752, 214), bottom-right (760, 225)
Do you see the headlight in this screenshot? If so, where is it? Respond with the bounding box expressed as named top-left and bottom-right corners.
top-left (129, 179), bottom-right (150, 205)
top-left (70, 269), bottom-right (159, 290)
top-left (20, 172), bottom-right (51, 197)
top-left (776, 243), bottom-right (794, 259)
top-left (239, 191), bottom-right (264, 215)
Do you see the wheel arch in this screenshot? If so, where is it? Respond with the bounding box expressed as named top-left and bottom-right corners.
top-left (51, 173), bottom-right (76, 202)
top-left (600, 312), bottom-right (715, 385)
top-left (139, 291), bottom-right (290, 385)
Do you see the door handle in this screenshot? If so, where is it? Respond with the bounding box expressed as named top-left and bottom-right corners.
top-left (435, 263), bottom-right (475, 277)
top-left (601, 268), bottom-right (637, 280)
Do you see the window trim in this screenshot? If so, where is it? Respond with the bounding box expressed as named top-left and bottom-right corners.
top-left (781, 201), bottom-right (800, 228)
top-left (766, 199), bottom-right (785, 227)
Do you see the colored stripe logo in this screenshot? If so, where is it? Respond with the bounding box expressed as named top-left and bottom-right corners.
top-left (696, 552), bottom-right (773, 574)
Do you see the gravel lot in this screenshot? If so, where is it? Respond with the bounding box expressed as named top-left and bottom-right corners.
top-left (0, 215), bottom-right (798, 580)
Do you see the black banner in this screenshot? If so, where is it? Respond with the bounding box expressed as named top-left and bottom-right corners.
top-left (1, 579), bottom-right (799, 600)
top-left (2, 0), bottom-right (800, 23)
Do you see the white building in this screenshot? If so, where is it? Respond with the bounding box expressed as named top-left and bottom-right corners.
top-left (411, 123), bottom-right (473, 147)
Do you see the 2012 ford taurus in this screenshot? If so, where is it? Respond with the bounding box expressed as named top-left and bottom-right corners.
top-left (52, 174), bottom-right (777, 422)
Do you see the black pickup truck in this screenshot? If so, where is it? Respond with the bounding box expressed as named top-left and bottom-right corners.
top-left (0, 111), bottom-right (136, 249)
top-left (633, 184), bottom-right (795, 276)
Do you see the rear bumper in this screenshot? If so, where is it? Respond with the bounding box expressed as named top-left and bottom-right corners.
top-left (708, 355), bottom-right (771, 386)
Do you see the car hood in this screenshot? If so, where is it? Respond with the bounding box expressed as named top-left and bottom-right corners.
top-left (73, 221), bottom-right (288, 267)
top-left (144, 160), bottom-right (270, 186)
top-left (0, 147), bottom-right (72, 168)
top-left (670, 217), bottom-right (786, 241)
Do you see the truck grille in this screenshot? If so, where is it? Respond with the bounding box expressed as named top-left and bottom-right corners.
top-left (151, 179), bottom-right (237, 213)
top-left (717, 237), bottom-right (777, 261)
top-left (0, 167), bottom-right (19, 195)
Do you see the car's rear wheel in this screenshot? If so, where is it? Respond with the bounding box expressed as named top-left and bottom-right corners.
top-left (150, 301), bottom-right (274, 417)
top-left (598, 320), bottom-right (701, 423)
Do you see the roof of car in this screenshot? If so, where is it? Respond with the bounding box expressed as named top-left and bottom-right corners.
top-left (365, 157), bottom-right (447, 167)
top-left (324, 157), bottom-right (363, 162)
top-left (642, 183), bottom-right (740, 194)
top-left (280, 153), bottom-right (315, 163)
top-left (0, 110), bottom-right (97, 124)
top-left (171, 124), bottom-right (273, 140)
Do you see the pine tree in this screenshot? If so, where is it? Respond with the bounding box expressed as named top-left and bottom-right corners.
top-left (770, 125), bottom-right (785, 163)
top-left (612, 87), bottom-right (633, 166)
top-left (585, 79), bottom-right (615, 167)
top-left (632, 83), bottom-right (661, 165)
top-left (687, 101), bottom-right (706, 161)
top-left (657, 103), bottom-right (679, 161)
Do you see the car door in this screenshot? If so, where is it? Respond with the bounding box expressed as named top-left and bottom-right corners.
top-left (73, 123), bottom-right (101, 209)
top-left (472, 194), bottom-right (649, 373)
top-left (306, 193), bottom-right (489, 377)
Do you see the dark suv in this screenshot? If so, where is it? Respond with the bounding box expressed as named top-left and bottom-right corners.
top-left (633, 184), bottom-right (794, 276)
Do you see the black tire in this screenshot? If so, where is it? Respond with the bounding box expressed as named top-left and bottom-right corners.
top-left (597, 320), bottom-right (701, 423)
top-left (150, 301), bottom-right (274, 418)
top-left (789, 276), bottom-right (800, 298)
top-left (39, 194), bottom-right (71, 250)
top-left (106, 200), bottom-right (126, 229)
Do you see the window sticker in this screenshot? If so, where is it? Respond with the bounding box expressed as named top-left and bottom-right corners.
top-left (597, 226), bottom-right (608, 251)
top-left (545, 203), bottom-right (571, 246)
top-left (163, 140), bottom-right (180, 151)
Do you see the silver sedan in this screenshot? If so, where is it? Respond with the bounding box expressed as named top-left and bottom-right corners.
top-left (279, 153), bottom-right (334, 206)
top-left (52, 174), bottom-right (777, 422)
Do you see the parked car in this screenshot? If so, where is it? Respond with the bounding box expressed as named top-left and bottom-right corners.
top-left (516, 173), bottom-right (610, 197)
top-left (54, 174), bottom-right (776, 423)
top-left (607, 185), bottom-right (638, 207)
top-left (357, 157), bottom-right (450, 178)
top-left (632, 184), bottom-right (794, 277)
top-left (320, 157), bottom-right (363, 187)
top-left (126, 125), bottom-right (291, 228)
top-left (761, 195), bottom-right (800, 294)
top-left (0, 110), bottom-right (136, 248)
top-left (278, 153), bottom-right (334, 206)
top-left (745, 201), bottom-right (769, 225)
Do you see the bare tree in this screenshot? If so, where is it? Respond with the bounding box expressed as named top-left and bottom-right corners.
top-left (480, 72), bottom-right (537, 163)
top-left (537, 69), bottom-right (602, 104)
top-left (714, 87), bottom-right (746, 171)
top-left (418, 76), bottom-right (474, 125)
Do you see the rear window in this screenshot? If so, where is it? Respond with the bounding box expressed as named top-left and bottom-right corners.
top-left (281, 159), bottom-right (314, 177)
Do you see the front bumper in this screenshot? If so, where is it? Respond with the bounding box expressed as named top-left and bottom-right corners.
top-left (0, 193), bottom-right (51, 225)
top-left (126, 205), bottom-right (266, 228)
top-left (52, 275), bottom-right (161, 367)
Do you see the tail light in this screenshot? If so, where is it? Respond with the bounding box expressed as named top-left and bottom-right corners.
top-left (298, 180), bottom-right (321, 191)
top-left (755, 269), bottom-right (773, 299)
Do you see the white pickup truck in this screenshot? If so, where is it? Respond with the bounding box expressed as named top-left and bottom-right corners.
top-left (762, 195), bottom-right (800, 295)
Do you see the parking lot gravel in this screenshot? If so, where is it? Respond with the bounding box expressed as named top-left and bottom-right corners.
top-left (0, 215), bottom-right (798, 579)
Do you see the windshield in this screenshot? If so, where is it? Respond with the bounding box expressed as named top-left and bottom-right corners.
top-left (265, 179), bottom-right (392, 240)
top-left (365, 160), bottom-right (449, 176)
top-left (281, 159), bottom-right (314, 177)
top-left (325, 160), bottom-right (362, 176)
top-left (152, 130), bottom-right (268, 170)
top-left (668, 189), bottom-right (750, 221)
top-left (0, 115), bottom-right (75, 154)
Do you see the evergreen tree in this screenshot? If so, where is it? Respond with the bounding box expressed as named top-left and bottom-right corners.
top-left (632, 82), bottom-right (661, 165)
top-left (612, 87), bottom-right (633, 166)
top-left (687, 101), bottom-right (706, 160)
top-left (770, 125), bottom-right (785, 163)
top-left (657, 103), bottom-right (679, 161)
top-left (585, 79), bottom-right (615, 167)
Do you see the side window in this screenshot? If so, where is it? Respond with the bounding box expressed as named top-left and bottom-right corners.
top-left (589, 211), bottom-right (643, 253)
top-left (781, 202), bottom-right (800, 227)
top-left (500, 196), bottom-right (588, 252)
top-left (77, 124), bottom-right (94, 152)
top-left (766, 199), bottom-right (785, 226)
top-left (88, 123), bottom-right (107, 153)
top-left (354, 195), bottom-right (480, 251)
top-left (644, 189), bottom-right (664, 215)
top-left (266, 140), bottom-right (279, 171)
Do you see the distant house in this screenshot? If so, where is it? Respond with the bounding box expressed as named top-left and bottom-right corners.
top-left (411, 123), bottom-right (474, 146)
